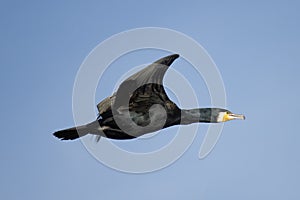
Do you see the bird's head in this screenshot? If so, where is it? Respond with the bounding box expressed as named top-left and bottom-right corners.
top-left (213, 108), bottom-right (245, 123)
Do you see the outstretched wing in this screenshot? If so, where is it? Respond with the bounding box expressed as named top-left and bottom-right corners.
top-left (96, 54), bottom-right (179, 120)
top-left (120, 54), bottom-right (179, 88)
top-left (113, 54), bottom-right (179, 111)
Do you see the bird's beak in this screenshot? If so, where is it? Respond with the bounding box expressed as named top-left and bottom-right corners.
top-left (227, 113), bottom-right (245, 121)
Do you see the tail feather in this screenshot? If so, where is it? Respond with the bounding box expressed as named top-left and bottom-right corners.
top-left (53, 125), bottom-right (89, 140)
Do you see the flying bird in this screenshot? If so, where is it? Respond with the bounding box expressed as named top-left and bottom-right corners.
top-left (53, 54), bottom-right (245, 141)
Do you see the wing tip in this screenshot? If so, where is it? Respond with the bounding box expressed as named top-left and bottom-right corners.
top-left (154, 54), bottom-right (180, 66)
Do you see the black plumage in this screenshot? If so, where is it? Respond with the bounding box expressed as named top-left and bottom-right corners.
top-left (54, 54), bottom-right (244, 141)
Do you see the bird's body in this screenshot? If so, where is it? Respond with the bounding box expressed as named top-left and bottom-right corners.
top-left (54, 54), bottom-right (245, 141)
top-left (94, 85), bottom-right (180, 139)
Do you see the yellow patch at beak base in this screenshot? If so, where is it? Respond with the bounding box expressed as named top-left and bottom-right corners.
top-left (223, 113), bottom-right (245, 122)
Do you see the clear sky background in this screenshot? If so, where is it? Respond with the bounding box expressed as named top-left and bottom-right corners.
top-left (1, 0), bottom-right (300, 199)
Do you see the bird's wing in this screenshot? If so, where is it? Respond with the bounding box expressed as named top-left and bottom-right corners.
top-left (96, 54), bottom-right (179, 119)
top-left (113, 54), bottom-right (179, 110)
top-left (121, 54), bottom-right (179, 87)
top-left (97, 95), bottom-right (115, 118)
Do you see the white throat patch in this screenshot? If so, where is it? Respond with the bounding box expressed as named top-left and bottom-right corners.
top-left (217, 112), bottom-right (227, 123)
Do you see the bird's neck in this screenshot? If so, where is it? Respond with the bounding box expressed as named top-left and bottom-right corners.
top-left (180, 108), bottom-right (215, 124)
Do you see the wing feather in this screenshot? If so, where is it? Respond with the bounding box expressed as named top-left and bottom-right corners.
top-left (97, 54), bottom-right (179, 117)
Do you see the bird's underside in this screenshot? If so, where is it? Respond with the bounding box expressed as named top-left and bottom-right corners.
top-left (95, 83), bottom-right (181, 139)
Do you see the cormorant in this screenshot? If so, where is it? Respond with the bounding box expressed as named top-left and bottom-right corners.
top-left (53, 54), bottom-right (245, 141)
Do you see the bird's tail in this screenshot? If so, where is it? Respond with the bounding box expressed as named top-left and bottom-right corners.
top-left (53, 124), bottom-right (89, 140)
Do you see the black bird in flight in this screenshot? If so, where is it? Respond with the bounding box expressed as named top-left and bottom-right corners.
top-left (53, 54), bottom-right (244, 141)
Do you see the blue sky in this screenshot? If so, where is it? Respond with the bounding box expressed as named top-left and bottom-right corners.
top-left (1, 0), bottom-right (300, 199)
